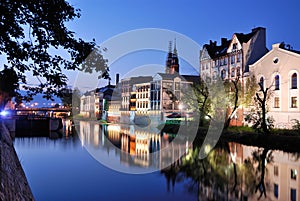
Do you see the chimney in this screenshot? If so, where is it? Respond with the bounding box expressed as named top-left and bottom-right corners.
top-left (221, 38), bottom-right (227, 46)
top-left (115, 73), bottom-right (119, 85)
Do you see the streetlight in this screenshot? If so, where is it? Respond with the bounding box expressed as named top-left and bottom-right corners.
top-left (178, 103), bottom-right (187, 125)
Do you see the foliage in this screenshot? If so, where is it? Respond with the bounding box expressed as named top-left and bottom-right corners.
top-left (60, 87), bottom-right (81, 115)
top-left (291, 119), bottom-right (300, 135)
top-left (0, 0), bottom-right (108, 109)
top-left (242, 75), bottom-right (258, 107)
top-left (245, 79), bottom-right (273, 133)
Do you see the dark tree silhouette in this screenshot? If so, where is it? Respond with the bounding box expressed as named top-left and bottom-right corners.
top-left (0, 0), bottom-right (108, 109)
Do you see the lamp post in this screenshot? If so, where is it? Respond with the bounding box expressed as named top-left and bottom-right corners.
top-left (179, 103), bottom-right (187, 125)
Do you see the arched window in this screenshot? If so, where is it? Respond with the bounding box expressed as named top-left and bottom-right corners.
top-left (221, 69), bottom-right (226, 80)
top-left (231, 68), bottom-right (235, 77)
top-left (275, 75), bottom-right (280, 90)
top-left (259, 77), bottom-right (264, 90)
top-left (292, 73), bottom-right (297, 89)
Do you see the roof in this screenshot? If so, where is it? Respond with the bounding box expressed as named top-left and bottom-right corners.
top-left (182, 75), bottom-right (200, 84)
top-left (279, 43), bottom-right (300, 55)
top-left (156, 73), bottom-right (180, 80)
top-left (203, 39), bottom-right (231, 59)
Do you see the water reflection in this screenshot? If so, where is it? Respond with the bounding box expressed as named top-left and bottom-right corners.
top-left (161, 141), bottom-right (300, 201)
top-left (77, 121), bottom-right (190, 173)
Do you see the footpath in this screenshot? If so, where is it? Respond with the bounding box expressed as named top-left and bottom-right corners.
top-left (0, 121), bottom-right (34, 201)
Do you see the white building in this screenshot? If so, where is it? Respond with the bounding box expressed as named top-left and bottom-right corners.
top-left (249, 43), bottom-right (300, 128)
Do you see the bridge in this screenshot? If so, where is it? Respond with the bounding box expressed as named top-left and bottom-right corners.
top-left (14, 107), bottom-right (71, 117)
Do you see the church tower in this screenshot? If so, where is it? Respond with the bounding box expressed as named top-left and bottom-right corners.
top-left (165, 39), bottom-right (179, 74)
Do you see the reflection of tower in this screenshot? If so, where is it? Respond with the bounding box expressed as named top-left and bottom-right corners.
top-left (165, 40), bottom-right (179, 74)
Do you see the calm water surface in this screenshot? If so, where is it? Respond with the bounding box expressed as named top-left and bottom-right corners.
top-left (14, 121), bottom-right (195, 201)
top-left (14, 120), bottom-right (300, 201)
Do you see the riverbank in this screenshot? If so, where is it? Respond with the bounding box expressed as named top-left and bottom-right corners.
top-left (0, 121), bottom-right (34, 201)
top-left (161, 124), bottom-right (300, 153)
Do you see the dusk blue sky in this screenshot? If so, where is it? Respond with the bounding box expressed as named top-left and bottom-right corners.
top-left (66, 0), bottom-right (300, 89)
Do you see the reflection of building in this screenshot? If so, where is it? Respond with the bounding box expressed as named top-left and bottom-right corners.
top-left (195, 143), bottom-right (300, 201)
top-left (242, 146), bottom-right (300, 201)
top-left (249, 43), bottom-right (300, 129)
top-left (78, 121), bottom-right (189, 169)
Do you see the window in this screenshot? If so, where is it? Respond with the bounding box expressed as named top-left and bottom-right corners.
top-left (232, 43), bottom-right (237, 51)
top-left (236, 67), bottom-right (241, 77)
top-left (175, 82), bottom-right (180, 90)
top-left (231, 68), bottom-right (235, 77)
top-left (291, 97), bottom-right (297, 108)
top-left (259, 77), bottom-right (264, 90)
top-left (274, 97), bottom-right (280, 108)
top-left (237, 53), bottom-right (241, 62)
top-left (221, 69), bottom-right (226, 80)
top-left (274, 165), bottom-right (279, 176)
top-left (274, 183), bottom-right (279, 199)
top-left (231, 55), bottom-right (235, 64)
top-left (291, 169), bottom-right (297, 180)
top-left (292, 73), bottom-right (297, 89)
top-left (224, 57), bottom-right (227, 65)
top-left (213, 71), bottom-right (217, 80)
top-left (291, 188), bottom-right (296, 201)
top-left (275, 75), bottom-right (280, 90)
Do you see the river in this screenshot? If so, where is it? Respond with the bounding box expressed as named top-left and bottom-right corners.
top-left (14, 120), bottom-right (300, 201)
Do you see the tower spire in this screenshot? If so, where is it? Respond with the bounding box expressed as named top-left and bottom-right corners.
top-left (168, 41), bottom-right (172, 53)
top-left (173, 38), bottom-right (177, 55)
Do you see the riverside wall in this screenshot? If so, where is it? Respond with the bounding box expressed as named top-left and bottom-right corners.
top-left (0, 121), bottom-right (34, 201)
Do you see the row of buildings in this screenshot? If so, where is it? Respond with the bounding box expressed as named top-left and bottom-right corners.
top-left (80, 41), bottom-right (199, 124)
top-left (80, 27), bottom-right (300, 128)
top-left (200, 27), bottom-right (300, 128)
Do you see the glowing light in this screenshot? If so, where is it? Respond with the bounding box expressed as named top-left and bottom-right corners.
top-left (0, 110), bottom-right (9, 116)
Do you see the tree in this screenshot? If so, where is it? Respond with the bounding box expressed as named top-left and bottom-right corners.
top-left (0, 0), bottom-right (108, 110)
top-left (60, 87), bottom-right (81, 115)
top-left (245, 80), bottom-right (274, 133)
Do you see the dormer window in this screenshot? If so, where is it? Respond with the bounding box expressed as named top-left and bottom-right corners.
top-left (232, 43), bottom-right (238, 51)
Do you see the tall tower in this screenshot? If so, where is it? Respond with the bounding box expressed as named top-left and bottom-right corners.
top-left (165, 39), bottom-right (179, 74)
top-left (165, 41), bottom-right (173, 74)
top-left (171, 39), bottom-right (179, 74)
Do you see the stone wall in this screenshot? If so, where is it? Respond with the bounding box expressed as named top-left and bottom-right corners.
top-left (0, 121), bottom-right (34, 201)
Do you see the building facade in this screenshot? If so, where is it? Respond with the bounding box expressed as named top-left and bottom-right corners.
top-left (249, 43), bottom-right (300, 128)
top-left (200, 27), bottom-right (268, 82)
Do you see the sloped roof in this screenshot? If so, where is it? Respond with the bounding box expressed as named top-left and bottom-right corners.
top-left (182, 75), bottom-right (200, 84)
top-left (156, 73), bottom-right (180, 80)
top-left (203, 39), bottom-right (231, 59)
top-left (235, 32), bottom-right (255, 43)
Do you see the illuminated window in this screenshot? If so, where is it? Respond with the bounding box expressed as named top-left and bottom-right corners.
top-left (292, 73), bottom-right (297, 89)
top-left (274, 97), bottom-right (280, 108)
top-left (275, 75), bottom-right (280, 90)
top-left (291, 169), bottom-right (297, 180)
top-left (291, 97), bottom-right (297, 108)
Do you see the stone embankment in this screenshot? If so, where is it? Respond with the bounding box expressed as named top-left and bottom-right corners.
top-left (0, 121), bottom-right (34, 201)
